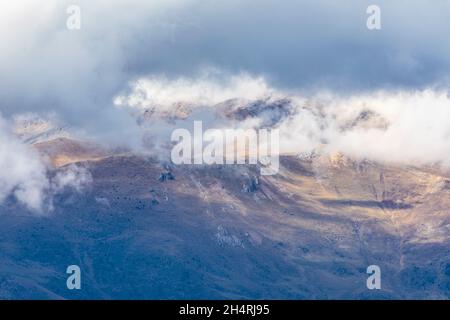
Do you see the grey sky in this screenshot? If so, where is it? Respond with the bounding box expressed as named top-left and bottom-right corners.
top-left (0, 0), bottom-right (449, 141)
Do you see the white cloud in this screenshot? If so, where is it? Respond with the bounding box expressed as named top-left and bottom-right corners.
top-left (115, 71), bottom-right (273, 111)
top-left (281, 90), bottom-right (450, 167)
top-left (0, 115), bottom-right (49, 211)
top-left (117, 74), bottom-right (450, 168)
top-left (51, 164), bottom-right (92, 194)
top-left (0, 114), bottom-right (92, 213)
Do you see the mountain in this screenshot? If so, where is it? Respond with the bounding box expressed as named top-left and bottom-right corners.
top-left (0, 135), bottom-right (449, 299)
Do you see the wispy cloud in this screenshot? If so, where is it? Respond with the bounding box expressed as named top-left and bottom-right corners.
top-left (117, 74), bottom-right (450, 167)
top-left (0, 114), bottom-right (91, 213)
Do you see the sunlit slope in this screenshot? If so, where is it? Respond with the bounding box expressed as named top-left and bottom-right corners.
top-left (0, 138), bottom-right (449, 299)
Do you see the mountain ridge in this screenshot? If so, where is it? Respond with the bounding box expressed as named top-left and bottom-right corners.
top-left (1, 135), bottom-right (449, 299)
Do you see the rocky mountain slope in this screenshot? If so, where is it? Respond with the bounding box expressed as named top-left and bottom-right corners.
top-left (0, 135), bottom-right (449, 299)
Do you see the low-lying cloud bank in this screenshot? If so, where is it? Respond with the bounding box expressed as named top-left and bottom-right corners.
top-left (2, 73), bottom-right (449, 212)
top-left (116, 74), bottom-right (450, 168)
top-left (0, 115), bottom-right (91, 213)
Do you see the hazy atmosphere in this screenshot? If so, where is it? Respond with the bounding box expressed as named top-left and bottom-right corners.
top-left (1, 0), bottom-right (450, 301)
